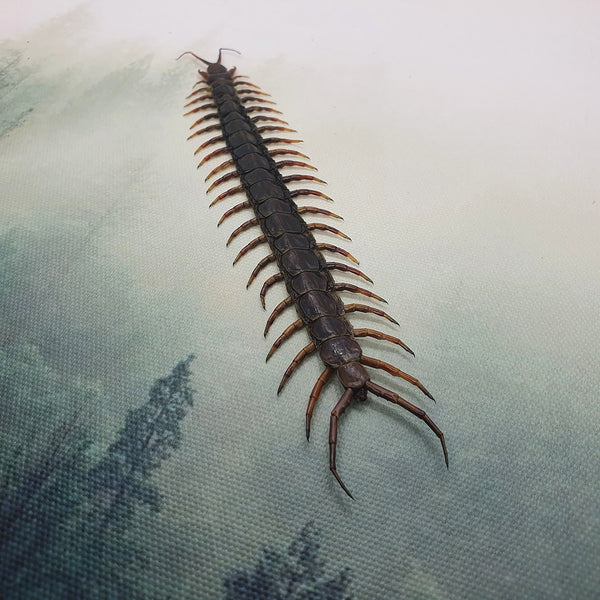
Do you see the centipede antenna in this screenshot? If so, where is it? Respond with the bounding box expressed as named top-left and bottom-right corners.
top-left (177, 51), bottom-right (212, 65)
top-left (217, 47), bottom-right (241, 63)
top-left (177, 48), bottom-right (240, 65)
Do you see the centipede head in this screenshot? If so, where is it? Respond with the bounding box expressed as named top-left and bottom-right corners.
top-left (177, 48), bottom-right (240, 79)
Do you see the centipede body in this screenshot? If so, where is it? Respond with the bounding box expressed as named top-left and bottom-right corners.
top-left (181, 49), bottom-right (447, 498)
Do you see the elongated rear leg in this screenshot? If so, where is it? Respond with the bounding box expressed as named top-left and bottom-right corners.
top-left (366, 381), bottom-right (448, 467)
top-left (329, 388), bottom-right (354, 499)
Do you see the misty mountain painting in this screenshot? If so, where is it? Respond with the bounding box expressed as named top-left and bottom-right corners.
top-left (1, 3), bottom-right (599, 599)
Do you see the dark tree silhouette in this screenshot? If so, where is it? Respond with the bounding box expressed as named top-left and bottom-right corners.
top-left (0, 410), bottom-right (89, 548)
top-left (86, 354), bottom-right (195, 528)
top-left (0, 353), bottom-right (196, 599)
top-left (223, 522), bottom-right (352, 600)
top-left (55, 354), bottom-right (197, 599)
top-left (0, 410), bottom-right (92, 597)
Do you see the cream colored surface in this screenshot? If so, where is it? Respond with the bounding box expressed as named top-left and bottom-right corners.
top-left (1, 2), bottom-right (599, 598)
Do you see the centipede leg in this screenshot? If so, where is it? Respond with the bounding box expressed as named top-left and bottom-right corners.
top-left (260, 273), bottom-right (284, 308)
top-left (329, 387), bottom-right (354, 499)
top-left (361, 355), bottom-right (435, 401)
top-left (366, 381), bottom-right (448, 467)
top-left (277, 342), bottom-right (316, 394)
top-left (344, 303), bottom-right (399, 325)
top-left (353, 328), bottom-right (414, 356)
top-left (266, 319), bottom-right (304, 361)
top-left (306, 367), bottom-right (333, 440)
top-left (264, 296), bottom-right (294, 336)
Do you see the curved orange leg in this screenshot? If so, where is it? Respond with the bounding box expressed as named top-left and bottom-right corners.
top-left (198, 146), bottom-right (230, 167)
top-left (361, 355), bottom-right (434, 401)
top-left (264, 297), bottom-right (294, 336)
top-left (276, 160), bottom-right (317, 172)
top-left (252, 116), bottom-right (290, 126)
top-left (245, 106), bottom-right (284, 116)
top-left (205, 158), bottom-right (234, 181)
top-left (307, 223), bottom-right (351, 241)
top-left (227, 217), bottom-right (259, 246)
top-left (184, 102), bottom-right (217, 116)
top-left (241, 96), bottom-right (277, 106)
top-left (194, 134), bottom-right (225, 154)
top-left (256, 126), bottom-right (296, 134)
top-left (247, 254), bottom-right (276, 289)
top-left (233, 235), bottom-right (267, 265)
top-left (187, 123), bottom-right (222, 139)
top-left (366, 381), bottom-right (448, 467)
top-left (333, 283), bottom-right (387, 303)
top-left (185, 86), bottom-right (210, 100)
top-left (329, 388), bottom-right (355, 499)
top-left (233, 78), bottom-right (261, 89)
top-left (207, 169), bottom-right (239, 192)
top-left (306, 367), bottom-right (333, 441)
top-left (277, 342), bottom-right (316, 394)
top-left (298, 207), bottom-right (343, 220)
top-left (290, 189), bottom-right (334, 202)
top-left (237, 88), bottom-right (272, 97)
top-left (282, 174), bottom-right (326, 185)
top-left (344, 303), bottom-right (398, 325)
top-left (353, 328), bottom-right (414, 356)
top-left (262, 136), bottom-right (303, 145)
top-left (209, 185), bottom-right (243, 207)
top-left (326, 262), bottom-right (372, 284)
top-left (190, 113), bottom-right (220, 129)
top-left (184, 93), bottom-right (212, 107)
top-left (218, 201), bottom-right (251, 227)
top-left (317, 244), bottom-right (358, 264)
top-left (268, 148), bottom-right (309, 160)
top-left (266, 319), bottom-right (304, 361)
top-left (259, 273), bottom-right (284, 308)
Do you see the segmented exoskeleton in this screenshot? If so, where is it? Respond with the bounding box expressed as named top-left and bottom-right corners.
top-left (180, 49), bottom-right (447, 498)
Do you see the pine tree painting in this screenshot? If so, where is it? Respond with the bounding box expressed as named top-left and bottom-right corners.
top-left (86, 354), bottom-right (196, 528)
top-left (0, 353), bottom-right (196, 599)
top-left (223, 522), bottom-right (352, 600)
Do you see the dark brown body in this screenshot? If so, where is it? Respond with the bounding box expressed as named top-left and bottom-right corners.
top-left (181, 51), bottom-right (447, 497)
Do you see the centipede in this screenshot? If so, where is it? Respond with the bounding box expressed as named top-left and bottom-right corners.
top-left (180, 48), bottom-right (447, 498)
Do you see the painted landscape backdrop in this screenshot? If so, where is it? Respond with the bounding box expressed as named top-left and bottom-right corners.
top-left (1, 4), bottom-right (599, 598)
